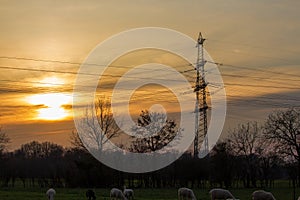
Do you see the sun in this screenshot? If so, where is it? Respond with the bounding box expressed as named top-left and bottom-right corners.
top-left (27, 93), bottom-right (72, 120)
top-left (37, 107), bottom-right (69, 120)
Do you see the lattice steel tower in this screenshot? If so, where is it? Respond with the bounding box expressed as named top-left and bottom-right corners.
top-left (194, 32), bottom-right (208, 157)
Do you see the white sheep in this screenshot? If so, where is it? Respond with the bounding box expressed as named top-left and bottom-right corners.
top-left (46, 188), bottom-right (56, 200)
top-left (209, 188), bottom-right (235, 200)
top-left (298, 196), bottom-right (300, 200)
top-left (123, 186), bottom-right (134, 200)
top-left (178, 187), bottom-right (196, 200)
top-left (110, 188), bottom-right (128, 200)
top-left (252, 190), bottom-right (276, 200)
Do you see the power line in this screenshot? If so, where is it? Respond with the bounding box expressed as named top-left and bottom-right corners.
top-left (219, 72), bottom-right (300, 83)
top-left (0, 53), bottom-right (299, 107)
top-left (227, 95), bottom-right (300, 108)
top-left (0, 65), bottom-right (194, 83)
top-left (208, 38), bottom-right (300, 56)
top-left (1, 55), bottom-right (298, 83)
top-left (0, 74), bottom-right (299, 95)
top-left (1, 55), bottom-right (299, 95)
top-left (1, 55), bottom-right (299, 79)
top-left (0, 55), bottom-right (193, 71)
top-left (221, 64), bottom-right (299, 78)
top-left (224, 83), bottom-right (300, 90)
top-left (206, 60), bottom-right (300, 78)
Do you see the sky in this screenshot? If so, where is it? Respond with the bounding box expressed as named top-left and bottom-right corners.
top-left (0, 0), bottom-right (299, 151)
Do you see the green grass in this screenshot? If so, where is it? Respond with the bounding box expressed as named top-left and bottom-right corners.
top-left (0, 184), bottom-right (299, 200)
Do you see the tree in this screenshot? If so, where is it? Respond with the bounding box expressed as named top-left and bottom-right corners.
top-left (228, 122), bottom-right (260, 156)
top-left (19, 141), bottom-right (64, 159)
top-left (76, 98), bottom-right (121, 151)
top-left (0, 126), bottom-right (10, 155)
top-left (129, 110), bottom-right (179, 153)
top-left (210, 141), bottom-right (235, 188)
top-left (263, 108), bottom-right (300, 185)
top-left (70, 130), bottom-right (86, 151)
top-left (256, 145), bottom-right (279, 188)
top-left (227, 121), bottom-right (261, 187)
top-left (13, 141), bottom-right (65, 187)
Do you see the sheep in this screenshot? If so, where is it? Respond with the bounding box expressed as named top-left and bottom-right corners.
top-left (252, 190), bottom-right (276, 200)
top-left (178, 187), bottom-right (196, 200)
top-left (298, 196), bottom-right (300, 200)
top-left (123, 186), bottom-right (134, 200)
top-left (209, 188), bottom-right (235, 200)
top-left (86, 189), bottom-right (96, 200)
top-left (46, 188), bottom-right (56, 200)
top-left (110, 188), bottom-right (128, 200)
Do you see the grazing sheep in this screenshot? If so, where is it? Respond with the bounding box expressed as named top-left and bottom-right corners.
top-left (46, 188), bottom-right (56, 200)
top-left (123, 186), bottom-right (134, 200)
top-left (209, 188), bottom-right (235, 200)
top-left (86, 189), bottom-right (96, 200)
top-left (178, 187), bottom-right (196, 200)
top-left (252, 190), bottom-right (276, 200)
top-left (110, 188), bottom-right (127, 200)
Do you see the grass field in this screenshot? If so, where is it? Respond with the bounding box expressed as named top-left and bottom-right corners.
top-left (0, 181), bottom-right (299, 200)
top-left (0, 186), bottom-right (299, 200)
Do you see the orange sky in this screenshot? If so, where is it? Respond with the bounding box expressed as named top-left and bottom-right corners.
top-left (0, 0), bottom-right (299, 150)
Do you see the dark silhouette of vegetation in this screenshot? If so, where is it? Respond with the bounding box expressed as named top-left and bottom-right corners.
top-left (0, 108), bottom-right (298, 189)
top-left (227, 122), bottom-right (261, 188)
top-left (129, 110), bottom-right (179, 153)
top-left (0, 126), bottom-right (10, 155)
top-left (76, 98), bottom-right (121, 152)
top-left (263, 108), bottom-right (300, 186)
top-left (209, 142), bottom-right (235, 188)
top-left (70, 130), bottom-right (85, 150)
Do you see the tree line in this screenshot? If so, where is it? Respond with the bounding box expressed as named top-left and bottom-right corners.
top-left (0, 105), bottom-right (299, 189)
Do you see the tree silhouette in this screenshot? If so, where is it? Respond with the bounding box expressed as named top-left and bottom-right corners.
top-left (19, 141), bottom-right (64, 159)
top-left (0, 126), bottom-right (10, 155)
top-left (227, 121), bottom-right (261, 187)
top-left (210, 142), bottom-right (235, 188)
top-left (129, 110), bottom-right (179, 153)
top-left (76, 98), bottom-right (121, 152)
top-left (263, 108), bottom-right (300, 186)
top-left (70, 130), bottom-right (87, 151)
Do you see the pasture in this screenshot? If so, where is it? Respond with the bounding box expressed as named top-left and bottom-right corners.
top-left (0, 186), bottom-right (299, 200)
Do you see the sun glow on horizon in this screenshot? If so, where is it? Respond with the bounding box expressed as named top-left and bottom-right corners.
top-left (38, 76), bottom-right (65, 87)
top-left (27, 93), bottom-right (72, 120)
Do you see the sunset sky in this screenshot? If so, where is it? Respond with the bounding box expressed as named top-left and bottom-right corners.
top-left (0, 0), bottom-right (299, 150)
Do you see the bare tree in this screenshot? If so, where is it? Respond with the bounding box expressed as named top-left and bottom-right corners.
top-left (228, 122), bottom-right (261, 156)
top-left (0, 126), bottom-right (10, 154)
top-left (263, 108), bottom-right (300, 185)
top-left (76, 98), bottom-right (120, 152)
top-left (129, 110), bottom-right (179, 153)
top-left (70, 130), bottom-right (86, 151)
top-left (227, 121), bottom-right (261, 187)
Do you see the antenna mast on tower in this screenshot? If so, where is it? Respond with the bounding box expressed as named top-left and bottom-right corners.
top-left (194, 32), bottom-right (208, 158)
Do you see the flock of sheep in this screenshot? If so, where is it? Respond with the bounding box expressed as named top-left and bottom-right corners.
top-left (110, 187), bottom-right (134, 200)
top-left (46, 186), bottom-right (297, 200)
top-left (110, 187), bottom-right (279, 200)
top-left (178, 188), bottom-right (277, 200)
